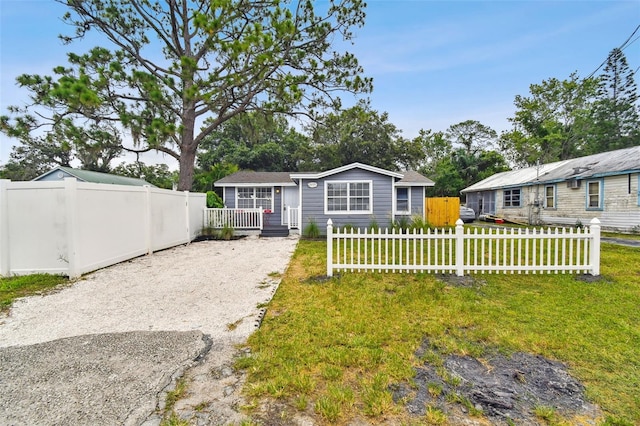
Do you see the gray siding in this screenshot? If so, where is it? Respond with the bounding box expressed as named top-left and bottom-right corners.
top-left (37, 170), bottom-right (76, 182)
top-left (410, 187), bottom-right (424, 216)
top-left (299, 169), bottom-right (394, 233)
top-left (223, 187), bottom-right (235, 208)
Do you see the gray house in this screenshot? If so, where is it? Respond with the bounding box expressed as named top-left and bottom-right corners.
top-left (34, 166), bottom-right (155, 187)
top-left (215, 163), bottom-right (434, 234)
top-left (461, 146), bottom-right (640, 232)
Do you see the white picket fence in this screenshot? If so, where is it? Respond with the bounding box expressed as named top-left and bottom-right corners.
top-left (204, 208), bottom-right (263, 229)
top-left (326, 218), bottom-right (601, 277)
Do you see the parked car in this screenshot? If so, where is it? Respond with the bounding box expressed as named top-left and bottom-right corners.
top-left (460, 205), bottom-right (476, 223)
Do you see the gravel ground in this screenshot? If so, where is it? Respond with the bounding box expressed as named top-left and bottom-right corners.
top-left (0, 235), bottom-right (299, 425)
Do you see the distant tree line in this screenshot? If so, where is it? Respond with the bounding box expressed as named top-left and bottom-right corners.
top-left (0, 0), bottom-right (637, 196)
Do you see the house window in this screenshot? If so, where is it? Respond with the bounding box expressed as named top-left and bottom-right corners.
top-left (586, 180), bottom-right (602, 210)
top-left (504, 188), bottom-right (521, 207)
top-left (544, 185), bottom-right (555, 209)
top-left (396, 187), bottom-right (410, 214)
top-left (325, 181), bottom-right (372, 214)
top-left (237, 187), bottom-right (273, 210)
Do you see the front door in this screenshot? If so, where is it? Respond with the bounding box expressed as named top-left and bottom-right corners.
top-left (281, 186), bottom-right (300, 226)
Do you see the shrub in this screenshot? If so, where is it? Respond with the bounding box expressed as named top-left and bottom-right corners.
top-left (219, 222), bottom-right (234, 240)
top-left (206, 191), bottom-right (224, 208)
top-left (303, 218), bottom-right (320, 238)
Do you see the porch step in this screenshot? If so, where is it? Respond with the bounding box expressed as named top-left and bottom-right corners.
top-left (260, 226), bottom-right (290, 238)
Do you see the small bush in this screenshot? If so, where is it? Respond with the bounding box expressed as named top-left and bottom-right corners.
top-left (303, 218), bottom-right (320, 238)
top-left (219, 222), bottom-right (234, 240)
top-left (368, 217), bottom-right (380, 232)
top-left (206, 191), bottom-right (224, 208)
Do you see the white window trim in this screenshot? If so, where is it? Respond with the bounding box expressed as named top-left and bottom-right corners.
top-left (394, 187), bottom-right (411, 215)
top-left (235, 186), bottom-right (274, 211)
top-left (544, 185), bottom-right (556, 209)
top-left (324, 180), bottom-right (373, 215)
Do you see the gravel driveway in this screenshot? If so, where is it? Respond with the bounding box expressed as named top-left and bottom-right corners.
top-left (0, 235), bottom-right (298, 425)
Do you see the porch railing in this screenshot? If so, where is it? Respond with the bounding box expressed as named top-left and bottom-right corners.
top-left (326, 218), bottom-right (601, 277)
top-left (204, 208), bottom-right (263, 230)
top-left (287, 206), bottom-right (300, 230)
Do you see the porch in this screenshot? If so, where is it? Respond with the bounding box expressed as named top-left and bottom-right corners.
top-left (203, 207), bottom-right (300, 237)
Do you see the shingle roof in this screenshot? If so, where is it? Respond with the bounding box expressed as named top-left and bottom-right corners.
top-left (35, 166), bottom-right (155, 187)
top-left (396, 170), bottom-right (435, 186)
top-left (215, 171), bottom-right (296, 186)
top-left (217, 165), bottom-right (435, 188)
top-left (462, 146), bottom-right (640, 193)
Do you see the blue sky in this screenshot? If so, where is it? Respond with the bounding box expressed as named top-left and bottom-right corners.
top-left (1, 0), bottom-right (639, 169)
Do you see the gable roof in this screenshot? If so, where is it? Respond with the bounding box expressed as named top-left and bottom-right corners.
top-left (215, 171), bottom-right (296, 187)
top-left (290, 162), bottom-right (405, 179)
top-left (396, 170), bottom-right (435, 187)
top-left (462, 146), bottom-right (640, 193)
top-left (34, 166), bottom-right (155, 187)
top-left (215, 163), bottom-right (435, 188)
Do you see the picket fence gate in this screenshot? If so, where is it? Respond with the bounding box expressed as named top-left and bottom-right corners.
top-left (326, 219), bottom-right (601, 277)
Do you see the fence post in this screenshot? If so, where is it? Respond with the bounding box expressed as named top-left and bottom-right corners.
top-left (0, 180), bottom-right (10, 276)
top-left (64, 178), bottom-right (80, 279)
top-left (144, 186), bottom-right (152, 254)
top-left (327, 219), bottom-right (333, 277)
top-left (455, 219), bottom-right (464, 276)
top-left (589, 218), bottom-right (601, 276)
top-left (184, 191), bottom-right (190, 243)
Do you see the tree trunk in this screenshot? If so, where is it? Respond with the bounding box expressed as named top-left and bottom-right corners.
top-left (177, 146), bottom-right (196, 191)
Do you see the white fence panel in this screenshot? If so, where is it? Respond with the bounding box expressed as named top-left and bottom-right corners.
top-left (0, 178), bottom-right (206, 278)
top-left (75, 181), bottom-right (148, 274)
top-left (2, 181), bottom-right (69, 275)
top-left (326, 219), bottom-right (601, 277)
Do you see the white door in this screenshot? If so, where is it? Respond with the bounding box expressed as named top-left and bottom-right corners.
top-left (281, 186), bottom-right (300, 225)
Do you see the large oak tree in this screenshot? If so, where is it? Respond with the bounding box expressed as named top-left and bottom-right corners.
top-left (1, 0), bottom-right (371, 189)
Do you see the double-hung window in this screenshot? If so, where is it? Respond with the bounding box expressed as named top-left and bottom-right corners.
top-left (325, 181), bottom-right (372, 214)
top-left (586, 180), bottom-right (602, 210)
top-left (396, 187), bottom-right (410, 214)
top-left (237, 187), bottom-right (272, 210)
top-left (544, 185), bottom-right (555, 209)
top-left (504, 188), bottom-right (521, 207)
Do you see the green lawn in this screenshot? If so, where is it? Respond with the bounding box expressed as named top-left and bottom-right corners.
top-left (0, 274), bottom-right (68, 313)
top-left (239, 240), bottom-right (640, 425)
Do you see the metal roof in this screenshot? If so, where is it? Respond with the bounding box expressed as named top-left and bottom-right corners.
top-left (34, 166), bottom-right (155, 187)
top-left (462, 146), bottom-right (640, 193)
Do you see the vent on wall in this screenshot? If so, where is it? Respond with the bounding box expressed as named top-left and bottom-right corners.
top-left (567, 179), bottom-right (581, 189)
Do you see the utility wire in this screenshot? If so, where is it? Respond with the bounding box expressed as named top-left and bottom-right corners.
top-left (586, 24), bottom-right (640, 79)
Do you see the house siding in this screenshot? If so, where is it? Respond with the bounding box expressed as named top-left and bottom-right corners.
top-left (489, 173), bottom-right (640, 231)
top-left (300, 169), bottom-right (394, 233)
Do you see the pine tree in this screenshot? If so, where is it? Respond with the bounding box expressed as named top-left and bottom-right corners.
top-left (589, 48), bottom-right (640, 153)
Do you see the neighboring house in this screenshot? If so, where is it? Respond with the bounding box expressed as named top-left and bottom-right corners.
top-left (215, 163), bottom-right (434, 233)
top-left (34, 166), bottom-right (155, 187)
top-left (461, 146), bottom-right (640, 232)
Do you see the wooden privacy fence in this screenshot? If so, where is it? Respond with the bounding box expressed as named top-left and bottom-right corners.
top-left (425, 197), bottom-right (460, 227)
top-left (326, 218), bottom-right (601, 277)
